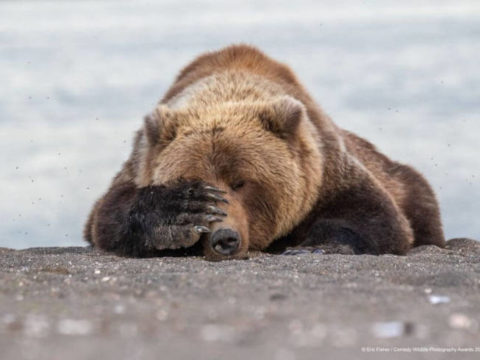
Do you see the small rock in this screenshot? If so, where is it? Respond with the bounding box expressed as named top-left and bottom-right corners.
top-left (449, 313), bottom-right (476, 330)
top-left (372, 321), bottom-right (412, 339)
top-left (428, 295), bottom-right (450, 305)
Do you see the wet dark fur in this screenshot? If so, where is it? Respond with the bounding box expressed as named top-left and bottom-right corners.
top-left (88, 181), bottom-right (218, 256)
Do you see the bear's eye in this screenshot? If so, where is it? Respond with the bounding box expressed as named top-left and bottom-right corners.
top-left (230, 180), bottom-right (245, 191)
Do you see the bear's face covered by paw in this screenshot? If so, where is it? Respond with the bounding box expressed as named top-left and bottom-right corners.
top-left (135, 96), bottom-right (323, 259)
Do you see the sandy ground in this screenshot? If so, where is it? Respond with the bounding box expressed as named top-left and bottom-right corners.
top-left (1, 238), bottom-right (479, 360)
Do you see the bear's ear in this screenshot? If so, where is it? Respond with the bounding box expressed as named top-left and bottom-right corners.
top-left (258, 96), bottom-right (306, 139)
top-left (143, 105), bottom-right (176, 146)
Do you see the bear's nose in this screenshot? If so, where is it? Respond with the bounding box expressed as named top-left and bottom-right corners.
top-left (210, 228), bottom-right (240, 256)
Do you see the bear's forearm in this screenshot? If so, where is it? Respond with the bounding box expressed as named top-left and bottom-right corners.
top-left (91, 182), bottom-right (158, 256)
top-left (302, 177), bottom-right (414, 255)
top-left (88, 180), bottom-right (224, 256)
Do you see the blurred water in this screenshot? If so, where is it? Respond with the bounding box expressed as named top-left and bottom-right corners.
top-left (0, 0), bottom-right (479, 248)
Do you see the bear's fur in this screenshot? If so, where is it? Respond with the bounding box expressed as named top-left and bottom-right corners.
top-left (84, 44), bottom-right (445, 259)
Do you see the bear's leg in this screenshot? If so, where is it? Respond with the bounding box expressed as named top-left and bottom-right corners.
top-left (392, 165), bottom-right (445, 248)
top-left (87, 180), bottom-right (228, 256)
top-left (284, 176), bottom-right (414, 255)
top-left (283, 219), bottom-right (371, 255)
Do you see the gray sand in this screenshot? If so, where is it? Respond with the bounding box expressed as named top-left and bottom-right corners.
top-left (1, 238), bottom-right (480, 360)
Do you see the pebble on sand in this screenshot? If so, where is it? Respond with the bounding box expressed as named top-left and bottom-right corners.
top-left (428, 295), bottom-right (451, 305)
top-left (372, 321), bottom-right (412, 339)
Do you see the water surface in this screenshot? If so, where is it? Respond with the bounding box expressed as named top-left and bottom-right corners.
top-left (1, 0), bottom-right (479, 248)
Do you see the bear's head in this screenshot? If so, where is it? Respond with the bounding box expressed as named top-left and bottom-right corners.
top-left (136, 96), bottom-right (323, 259)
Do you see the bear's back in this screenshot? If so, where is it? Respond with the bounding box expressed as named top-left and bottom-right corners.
top-left (162, 44), bottom-right (300, 103)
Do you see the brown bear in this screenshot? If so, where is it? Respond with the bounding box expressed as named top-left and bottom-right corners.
top-left (84, 44), bottom-right (445, 260)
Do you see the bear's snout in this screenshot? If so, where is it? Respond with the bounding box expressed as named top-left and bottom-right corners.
top-left (210, 228), bottom-right (241, 256)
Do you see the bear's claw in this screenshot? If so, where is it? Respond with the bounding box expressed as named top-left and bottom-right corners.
top-left (205, 215), bottom-right (224, 223)
top-left (206, 193), bottom-right (229, 204)
top-left (193, 225), bottom-right (210, 234)
top-left (204, 185), bottom-right (227, 194)
top-left (206, 205), bottom-right (227, 216)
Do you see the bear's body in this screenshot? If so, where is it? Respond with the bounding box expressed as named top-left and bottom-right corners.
top-left (85, 45), bottom-right (445, 259)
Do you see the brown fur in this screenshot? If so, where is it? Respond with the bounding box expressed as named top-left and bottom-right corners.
top-left (85, 44), bottom-right (445, 258)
